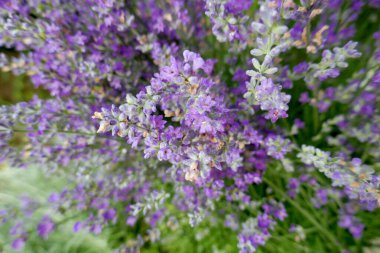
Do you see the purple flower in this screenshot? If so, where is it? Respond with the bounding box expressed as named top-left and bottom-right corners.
top-left (90, 223), bottom-right (103, 235)
top-left (48, 193), bottom-right (60, 203)
top-left (73, 222), bottom-right (83, 233)
top-left (252, 78), bottom-right (291, 122)
top-left (126, 216), bottom-right (137, 226)
top-left (103, 208), bottom-right (117, 222)
top-left (293, 62), bottom-right (309, 74)
top-left (266, 135), bottom-right (291, 160)
top-left (257, 214), bottom-right (272, 230)
top-left (151, 115), bottom-right (166, 130)
top-left (225, 0), bottom-right (252, 14)
top-left (338, 212), bottom-right (365, 239)
top-left (290, 23), bottom-right (303, 40)
top-left (319, 68), bottom-right (340, 81)
top-left (37, 216), bottom-right (55, 240)
top-left (183, 50), bottom-right (205, 72)
top-left (294, 119), bottom-right (305, 128)
top-left (12, 238), bottom-right (26, 251)
top-left (299, 92), bottom-right (310, 104)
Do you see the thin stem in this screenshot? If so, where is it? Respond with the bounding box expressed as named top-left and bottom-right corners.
top-left (9, 128), bottom-right (125, 143)
top-left (282, 119), bottom-right (298, 145)
top-left (263, 177), bottom-right (342, 251)
top-left (305, 21), bottom-right (311, 46)
top-left (346, 65), bottom-right (379, 106)
top-left (12, 128), bottom-right (93, 136)
top-left (312, 87), bottom-right (320, 136)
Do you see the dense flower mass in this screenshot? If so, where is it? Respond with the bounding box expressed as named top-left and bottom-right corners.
top-left (0, 0), bottom-right (379, 252)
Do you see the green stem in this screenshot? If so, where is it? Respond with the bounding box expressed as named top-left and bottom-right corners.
top-left (312, 87), bottom-right (320, 136)
top-left (347, 65), bottom-right (379, 106)
top-left (282, 119), bottom-right (298, 145)
top-left (270, 236), bottom-right (311, 253)
top-left (7, 128), bottom-right (126, 143)
top-left (263, 177), bottom-right (341, 251)
top-left (305, 21), bottom-right (311, 46)
top-left (13, 128), bottom-right (100, 138)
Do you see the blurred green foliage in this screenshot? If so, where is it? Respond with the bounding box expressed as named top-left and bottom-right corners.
top-left (0, 63), bottom-right (113, 253)
top-left (0, 72), bottom-right (33, 105)
top-left (0, 167), bottom-right (112, 253)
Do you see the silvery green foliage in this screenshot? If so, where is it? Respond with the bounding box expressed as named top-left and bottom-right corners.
top-left (237, 218), bottom-right (259, 252)
top-left (205, 0), bottom-right (249, 43)
top-left (244, 0), bottom-right (292, 122)
top-left (298, 145), bottom-right (379, 208)
top-left (205, 0), bottom-right (232, 42)
top-left (131, 191), bottom-right (169, 216)
top-left (266, 135), bottom-right (291, 160)
top-left (297, 145), bottom-right (331, 172)
top-left (308, 41), bottom-right (362, 81)
top-left (188, 209), bottom-right (205, 227)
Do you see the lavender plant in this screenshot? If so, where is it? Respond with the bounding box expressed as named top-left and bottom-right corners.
top-left (0, 0), bottom-right (380, 252)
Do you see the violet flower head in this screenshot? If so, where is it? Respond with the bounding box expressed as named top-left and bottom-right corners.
top-left (37, 216), bottom-right (55, 240)
top-left (11, 238), bottom-right (26, 251)
top-left (254, 78), bottom-right (291, 122)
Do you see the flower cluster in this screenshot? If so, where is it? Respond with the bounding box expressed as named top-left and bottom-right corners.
top-left (298, 146), bottom-right (379, 209)
top-left (338, 204), bottom-right (365, 239)
top-left (238, 201), bottom-right (287, 253)
top-left (205, 0), bottom-right (251, 43)
top-left (93, 50), bottom-right (247, 180)
top-left (244, 1), bottom-right (292, 122)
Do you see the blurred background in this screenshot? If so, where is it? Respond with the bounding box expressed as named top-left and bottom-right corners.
top-left (0, 53), bottom-right (113, 252)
